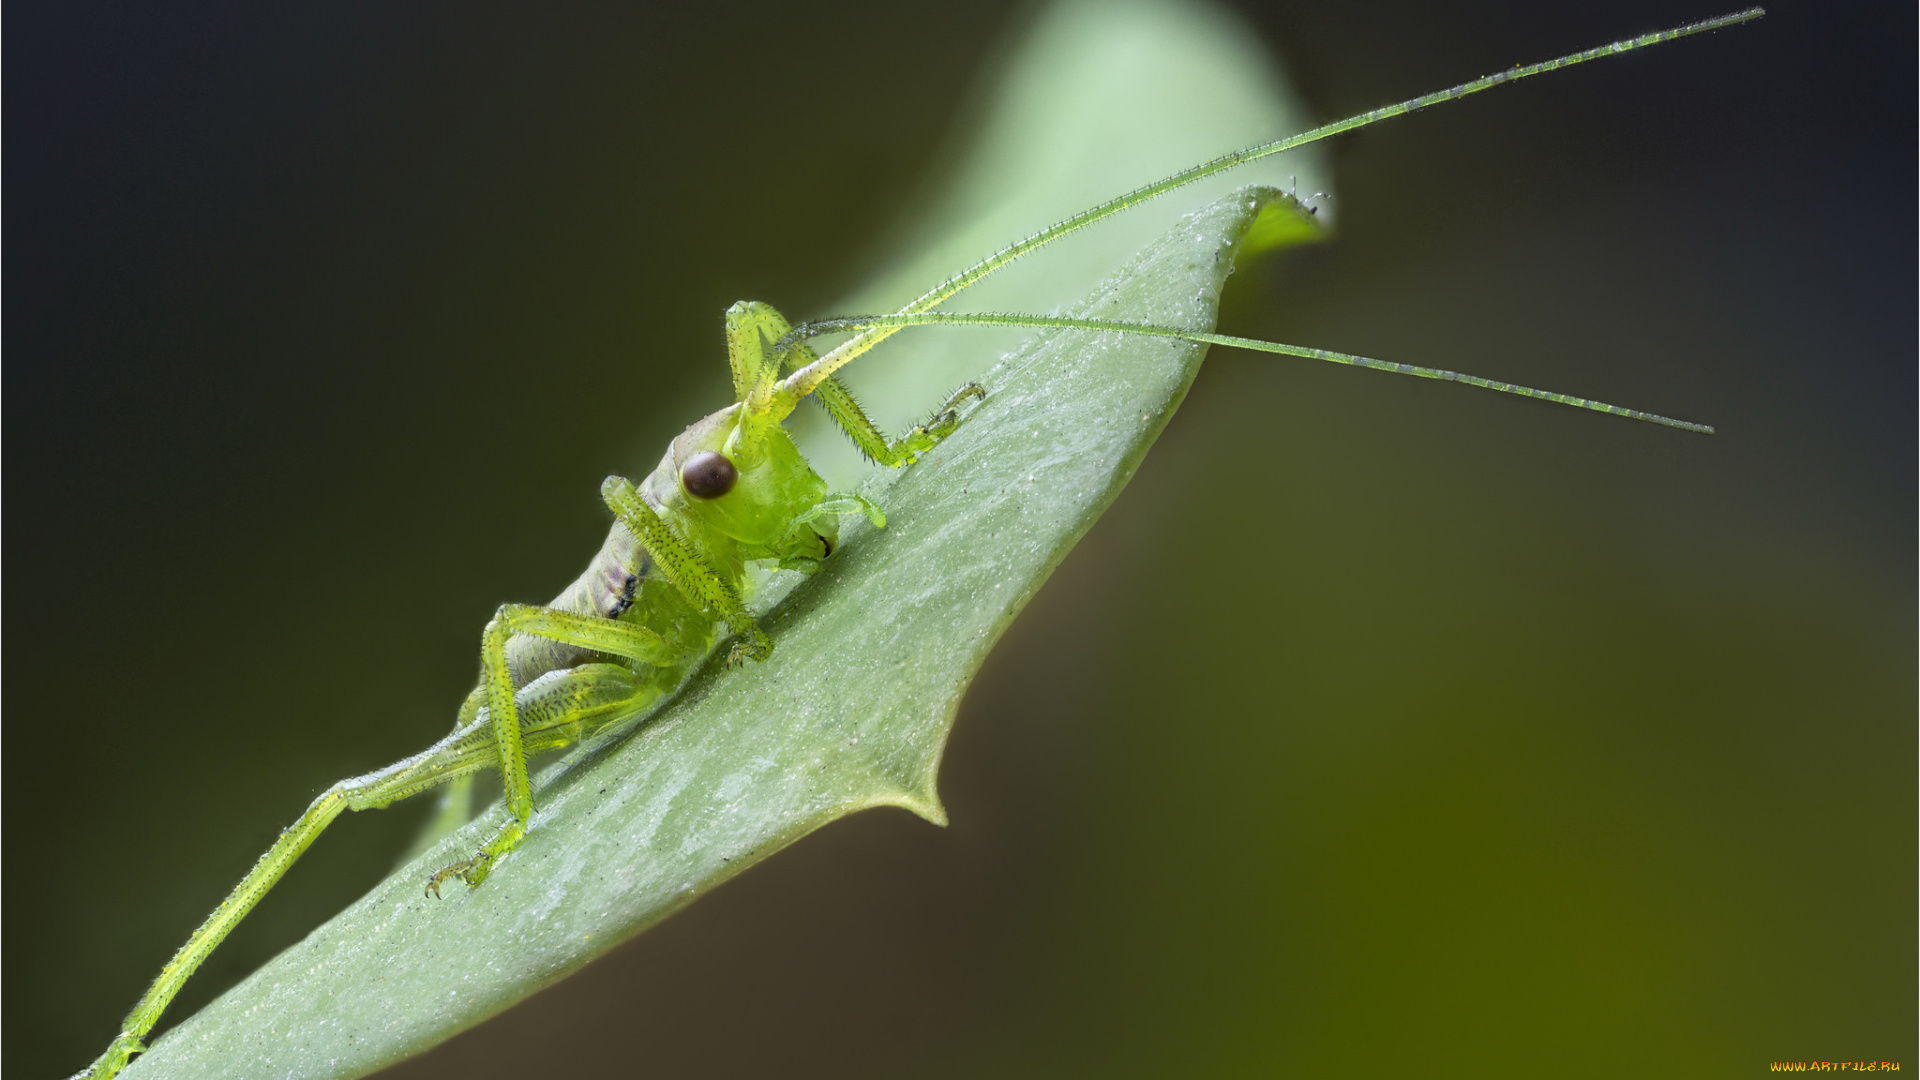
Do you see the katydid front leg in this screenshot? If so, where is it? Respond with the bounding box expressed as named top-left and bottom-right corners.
top-left (812, 379), bottom-right (986, 467)
top-left (725, 299), bottom-right (986, 467)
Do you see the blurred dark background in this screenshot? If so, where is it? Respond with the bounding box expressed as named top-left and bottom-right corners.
top-left (7, 1), bottom-right (1913, 1077)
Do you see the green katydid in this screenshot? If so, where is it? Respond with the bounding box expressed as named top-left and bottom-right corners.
top-left (71, 9), bottom-right (1761, 1079)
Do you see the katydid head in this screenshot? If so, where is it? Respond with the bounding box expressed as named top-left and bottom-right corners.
top-left (648, 403), bottom-right (828, 548)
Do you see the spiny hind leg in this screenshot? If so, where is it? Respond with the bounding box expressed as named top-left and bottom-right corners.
top-left (812, 377), bottom-right (985, 467)
top-left (80, 745), bottom-right (477, 1079)
top-left (422, 660), bottom-right (649, 896)
top-left (428, 604), bottom-right (689, 893)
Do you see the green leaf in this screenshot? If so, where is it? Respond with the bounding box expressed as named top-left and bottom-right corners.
top-left (125, 184), bottom-right (1310, 1080)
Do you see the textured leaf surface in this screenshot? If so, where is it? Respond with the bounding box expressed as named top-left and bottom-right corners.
top-left (125, 186), bottom-right (1316, 1080)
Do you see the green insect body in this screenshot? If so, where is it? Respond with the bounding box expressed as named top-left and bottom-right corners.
top-left (72, 10), bottom-right (1762, 1079)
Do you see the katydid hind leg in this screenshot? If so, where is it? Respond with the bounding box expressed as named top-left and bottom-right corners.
top-left (426, 601), bottom-right (692, 890)
top-left (89, 731), bottom-right (521, 1078)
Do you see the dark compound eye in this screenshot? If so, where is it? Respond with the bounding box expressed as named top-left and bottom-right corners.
top-left (680, 450), bottom-right (738, 499)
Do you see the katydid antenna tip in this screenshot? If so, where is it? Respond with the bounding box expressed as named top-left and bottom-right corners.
top-left (1660, 8), bottom-right (1765, 36)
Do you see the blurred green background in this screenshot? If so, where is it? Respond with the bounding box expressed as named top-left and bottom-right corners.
top-left (7, 1), bottom-right (1912, 1077)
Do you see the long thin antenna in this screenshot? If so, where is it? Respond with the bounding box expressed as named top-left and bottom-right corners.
top-left (786, 313), bottom-right (1715, 434)
top-left (780, 8), bottom-right (1764, 399)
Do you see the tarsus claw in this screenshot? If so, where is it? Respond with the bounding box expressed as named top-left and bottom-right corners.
top-left (425, 850), bottom-right (490, 898)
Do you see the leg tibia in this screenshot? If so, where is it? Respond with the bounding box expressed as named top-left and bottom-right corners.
top-left (479, 615), bottom-right (532, 825)
top-left (723, 300), bottom-right (792, 409)
top-left (812, 378), bottom-right (985, 467)
top-left (424, 663), bottom-right (649, 895)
